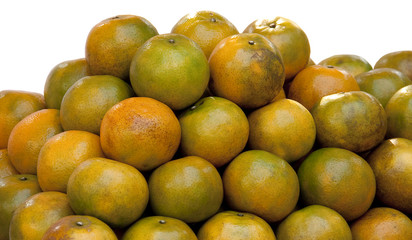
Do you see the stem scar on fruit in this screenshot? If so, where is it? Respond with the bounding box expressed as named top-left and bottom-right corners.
top-left (248, 40), bottom-right (255, 45)
top-left (159, 220), bottom-right (166, 224)
top-left (76, 221), bottom-right (83, 227)
top-left (169, 39), bottom-right (175, 44)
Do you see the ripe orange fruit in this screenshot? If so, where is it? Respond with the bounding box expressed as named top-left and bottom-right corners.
top-left (271, 88), bottom-right (286, 102)
top-left (67, 157), bottom-right (149, 228)
top-left (178, 96), bottom-right (249, 167)
top-left (367, 138), bottom-right (412, 214)
top-left (122, 216), bottom-right (197, 240)
top-left (298, 147), bottom-right (376, 221)
top-left (350, 207), bottom-right (412, 240)
top-left (171, 10), bottom-right (239, 59)
top-left (0, 149), bottom-right (18, 178)
top-left (276, 205), bottom-right (352, 240)
top-left (244, 16), bottom-right (310, 80)
top-left (86, 15), bottom-right (158, 80)
top-left (222, 150), bottom-right (299, 222)
top-left (248, 99), bottom-right (316, 163)
top-left (130, 33), bottom-right (210, 110)
top-left (197, 211), bottom-right (276, 240)
top-left (208, 33), bottom-right (285, 109)
top-left (149, 156), bottom-right (223, 223)
top-left (385, 85), bottom-right (412, 140)
top-left (0, 90), bottom-right (45, 149)
top-left (0, 174), bottom-right (41, 240)
top-left (43, 58), bottom-right (89, 109)
top-left (37, 130), bottom-right (105, 193)
top-left (288, 65), bottom-right (360, 110)
top-left (100, 97), bottom-right (181, 171)
top-left (42, 215), bottom-right (118, 240)
top-left (311, 91), bottom-right (387, 153)
top-left (7, 109), bottom-right (63, 174)
top-left (60, 75), bottom-right (134, 134)
top-left (9, 191), bottom-right (74, 240)
top-left (374, 50), bottom-right (412, 80)
top-left (318, 54), bottom-right (372, 76)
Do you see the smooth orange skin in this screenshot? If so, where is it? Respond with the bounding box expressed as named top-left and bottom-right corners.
top-left (0, 90), bottom-right (45, 149)
top-left (385, 85), bottom-right (412, 140)
top-left (7, 109), bottom-right (63, 174)
top-left (351, 207), bottom-right (412, 240)
top-left (374, 50), bottom-right (412, 80)
top-left (318, 54), bottom-right (372, 77)
top-left (0, 149), bottom-right (18, 178)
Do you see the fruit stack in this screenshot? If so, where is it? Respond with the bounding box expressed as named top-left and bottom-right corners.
top-left (1, 10), bottom-right (411, 240)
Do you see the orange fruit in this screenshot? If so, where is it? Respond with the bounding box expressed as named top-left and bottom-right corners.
top-left (178, 96), bottom-right (249, 167)
top-left (130, 33), bottom-right (210, 110)
top-left (43, 58), bottom-right (89, 109)
top-left (60, 75), bottom-right (134, 134)
top-left (311, 91), bottom-right (387, 153)
top-left (86, 15), bottom-right (158, 80)
top-left (298, 147), bottom-right (376, 221)
top-left (0, 174), bottom-right (41, 240)
top-left (208, 33), bottom-right (285, 109)
top-left (0, 149), bottom-right (18, 178)
top-left (0, 90), bottom-right (45, 149)
top-left (350, 207), bottom-right (412, 240)
top-left (67, 157), bottom-right (149, 228)
top-left (318, 54), bottom-right (372, 77)
top-left (244, 16), bottom-right (310, 80)
top-left (197, 211), bottom-right (276, 240)
top-left (288, 65), bottom-right (360, 110)
top-left (385, 85), bottom-right (412, 140)
top-left (367, 138), bottom-right (412, 214)
top-left (374, 50), bottom-right (412, 80)
top-left (37, 130), bottom-right (105, 193)
top-left (271, 88), bottom-right (286, 102)
top-left (42, 215), bottom-right (117, 240)
top-left (276, 205), bottom-right (352, 240)
top-left (122, 216), bottom-right (197, 240)
top-left (171, 10), bottom-right (239, 59)
top-left (100, 97), bottom-right (181, 171)
top-left (7, 109), bottom-right (63, 174)
top-left (9, 191), bottom-right (74, 240)
top-left (248, 99), bottom-right (316, 163)
top-left (222, 150), bottom-right (299, 222)
top-left (148, 156), bottom-right (223, 223)
top-left (355, 68), bottom-right (411, 107)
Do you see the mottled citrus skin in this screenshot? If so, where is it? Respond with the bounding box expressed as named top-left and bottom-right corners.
top-left (244, 16), bottom-right (310, 80)
top-left (374, 50), bottom-right (412, 80)
top-left (318, 54), bottom-right (372, 77)
top-left (197, 211), bottom-right (276, 240)
top-left (0, 90), bottom-right (45, 149)
top-left (351, 207), bottom-right (412, 240)
top-left (42, 215), bottom-right (118, 240)
top-left (122, 216), bottom-right (197, 240)
top-left (67, 158), bottom-right (149, 228)
top-left (385, 85), bottom-right (412, 140)
top-left (367, 138), bottom-right (412, 214)
top-left (86, 15), bottom-right (158, 80)
top-left (276, 205), bottom-right (352, 240)
top-left (171, 10), bottom-right (239, 59)
top-left (0, 149), bottom-right (18, 178)
top-left (0, 174), bottom-right (41, 240)
top-left (209, 33), bottom-right (285, 109)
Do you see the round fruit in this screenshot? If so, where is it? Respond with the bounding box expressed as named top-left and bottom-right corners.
top-left (385, 85), bottom-right (412, 140)
top-left (0, 149), bottom-right (18, 178)
top-left (100, 97), bottom-right (181, 171)
top-left (171, 10), bottom-right (239, 59)
top-left (122, 216), bottom-right (197, 240)
top-left (130, 33), bottom-right (209, 110)
top-left (318, 54), bottom-right (372, 76)
top-left (276, 205), bottom-right (352, 240)
top-left (223, 150), bottom-right (299, 222)
top-left (298, 147), bottom-right (376, 221)
top-left (311, 91), bottom-right (387, 152)
top-left (367, 138), bottom-right (412, 214)
top-left (60, 75), bottom-right (134, 134)
top-left (85, 15), bottom-right (158, 80)
top-left (42, 215), bottom-right (117, 240)
top-left (43, 58), bottom-right (89, 109)
top-left (248, 99), bottom-right (316, 163)
top-left (67, 157), bottom-right (149, 228)
top-left (272, 88), bottom-right (286, 102)
top-left (208, 33), bottom-right (285, 109)
top-left (0, 90), bottom-right (45, 149)
top-left (288, 65), bottom-right (360, 110)
top-left (374, 50), bottom-right (412, 80)
top-left (244, 16), bottom-right (310, 80)
top-left (149, 156), bottom-right (223, 223)
top-left (37, 130), bottom-right (105, 192)
top-left (178, 96), bottom-right (249, 167)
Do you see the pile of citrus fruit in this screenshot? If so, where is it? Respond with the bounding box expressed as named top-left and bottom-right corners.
top-left (1, 10), bottom-right (412, 240)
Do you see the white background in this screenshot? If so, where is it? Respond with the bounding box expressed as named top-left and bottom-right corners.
top-left (1, 0), bottom-right (411, 94)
